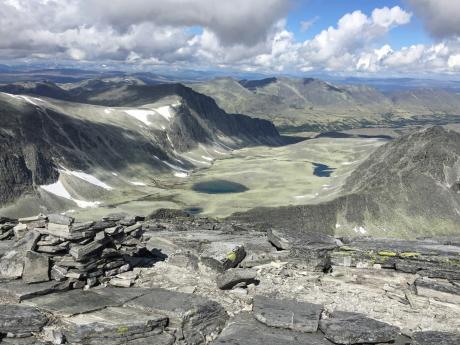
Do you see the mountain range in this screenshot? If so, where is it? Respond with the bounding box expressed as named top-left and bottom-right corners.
top-left (190, 77), bottom-right (460, 131)
top-left (0, 82), bottom-right (283, 215)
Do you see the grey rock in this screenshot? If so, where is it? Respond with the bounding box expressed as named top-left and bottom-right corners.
top-left (0, 304), bottom-right (48, 334)
top-left (13, 223), bottom-right (28, 240)
top-left (211, 312), bottom-right (333, 345)
top-left (47, 214), bottom-right (74, 225)
top-left (50, 265), bottom-right (68, 281)
top-left (36, 245), bottom-right (66, 254)
top-left (412, 331), bottom-right (460, 345)
top-left (415, 277), bottom-right (460, 304)
top-left (62, 306), bottom-right (169, 345)
top-left (0, 240), bottom-right (13, 258)
top-left (18, 215), bottom-right (46, 224)
top-left (267, 228), bottom-right (292, 250)
top-left (253, 295), bottom-right (322, 333)
top-left (39, 224), bottom-right (90, 241)
top-left (71, 221), bottom-right (95, 232)
top-left (216, 268), bottom-right (258, 290)
top-left (125, 288), bottom-right (228, 345)
top-left (69, 240), bottom-right (106, 261)
top-left (200, 242), bottom-right (246, 272)
top-left (167, 253), bottom-right (199, 270)
top-left (24, 288), bottom-right (149, 317)
top-left (0, 231), bottom-right (40, 279)
top-left (319, 311), bottom-right (400, 344)
top-left (0, 279), bottom-right (70, 301)
top-left (124, 223), bottom-right (142, 234)
top-left (23, 251), bottom-right (50, 284)
top-left (1, 337), bottom-right (50, 345)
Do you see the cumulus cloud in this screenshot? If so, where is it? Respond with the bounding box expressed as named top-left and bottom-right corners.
top-left (406, 0), bottom-right (460, 39)
top-left (0, 0), bottom-right (288, 61)
top-left (1, 1), bottom-right (460, 76)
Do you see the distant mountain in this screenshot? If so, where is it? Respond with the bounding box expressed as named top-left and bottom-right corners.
top-left (231, 126), bottom-right (460, 238)
top-left (0, 83), bottom-right (283, 215)
top-left (189, 77), bottom-right (460, 132)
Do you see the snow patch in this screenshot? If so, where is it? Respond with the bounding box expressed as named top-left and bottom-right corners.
top-left (124, 109), bottom-right (155, 126)
top-left (294, 195), bottom-right (307, 199)
top-left (174, 172), bottom-right (189, 178)
top-left (336, 223), bottom-right (341, 229)
top-left (353, 226), bottom-right (367, 234)
top-left (61, 170), bottom-right (113, 190)
top-left (41, 181), bottom-right (101, 208)
top-left (155, 105), bottom-right (175, 121)
top-left (104, 108), bottom-right (112, 114)
top-left (201, 156), bottom-right (214, 162)
top-left (111, 172), bottom-right (118, 176)
top-left (130, 182), bottom-right (146, 186)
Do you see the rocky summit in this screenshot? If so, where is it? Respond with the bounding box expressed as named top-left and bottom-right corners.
top-left (0, 211), bottom-right (458, 344)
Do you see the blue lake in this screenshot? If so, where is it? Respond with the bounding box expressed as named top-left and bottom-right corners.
top-left (312, 163), bottom-right (335, 177)
top-left (192, 180), bottom-right (249, 194)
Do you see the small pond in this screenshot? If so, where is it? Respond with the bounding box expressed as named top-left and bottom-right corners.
top-left (312, 163), bottom-right (335, 177)
top-left (183, 207), bottom-right (204, 215)
top-left (192, 180), bottom-right (249, 194)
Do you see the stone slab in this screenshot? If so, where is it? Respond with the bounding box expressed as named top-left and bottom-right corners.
top-left (319, 311), bottom-right (400, 344)
top-left (211, 313), bottom-right (333, 345)
top-left (253, 295), bottom-right (322, 333)
top-left (125, 288), bottom-right (228, 345)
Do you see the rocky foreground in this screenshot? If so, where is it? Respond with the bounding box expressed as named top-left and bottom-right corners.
top-left (0, 211), bottom-right (459, 344)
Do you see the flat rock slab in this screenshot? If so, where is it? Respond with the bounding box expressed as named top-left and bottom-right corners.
top-left (1, 337), bottom-right (49, 345)
top-left (0, 280), bottom-right (69, 302)
top-left (0, 304), bottom-right (48, 334)
top-left (253, 295), bottom-right (322, 333)
top-left (216, 268), bottom-right (258, 290)
top-left (0, 240), bottom-right (13, 258)
top-left (412, 331), bottom-right (460, 345)
top-left (62, 306), bottom-right (169, 345)
top-left (211, 312), bottom-right (333, 345)
top-left (125, 288), bottom-right (228, 345)
top-left (25, 289), bottom-right (119, 317)
top-left (23, 251), bottom-right (50, 284)
top-left (319, 311), bottom-right (400, 344)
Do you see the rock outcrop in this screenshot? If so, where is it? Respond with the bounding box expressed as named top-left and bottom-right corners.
top-left (0, 211), bottom-right (458, 344)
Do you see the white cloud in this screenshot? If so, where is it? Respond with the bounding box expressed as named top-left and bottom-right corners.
top-left (300, 16), bottom-right (319, 33)
top-left (1, 2), bottom-right (460, 76)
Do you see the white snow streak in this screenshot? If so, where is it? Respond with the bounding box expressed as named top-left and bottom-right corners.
top-left (41, 181), bottom-right (101, 208)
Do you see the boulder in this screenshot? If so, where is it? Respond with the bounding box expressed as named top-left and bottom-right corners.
top-left (253, 295), bottom-right (322, 333)
top-left (319, 311), bottom-right (400, 344)
top-left (125, 288), bottom-right (228, 345)
top-left (0, 304), bottom-right (48, 334)
top-left (23, 251), bottom-right (50, 284)
top-left (200, 242), bottom-right (246, 272)
top-left (216, 268), bottom-right (258, 290)
top-left (0, 231), bottom-right (40, 279)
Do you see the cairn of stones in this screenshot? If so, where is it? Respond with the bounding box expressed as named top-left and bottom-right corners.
top-left (0, 213), bottom-right (151, 289)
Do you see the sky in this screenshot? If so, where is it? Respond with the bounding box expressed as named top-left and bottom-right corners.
top-left (1, 0), bottom-right (460, 78)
